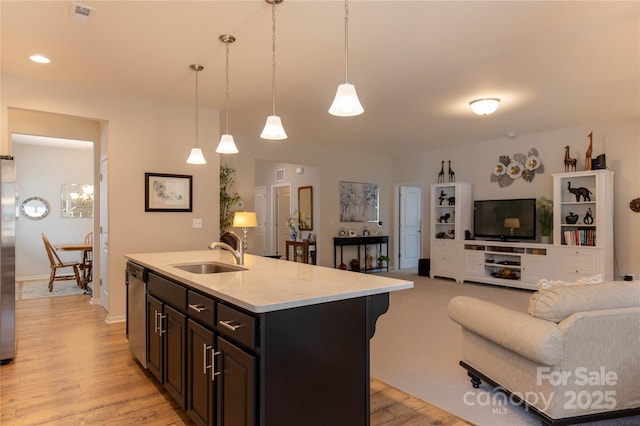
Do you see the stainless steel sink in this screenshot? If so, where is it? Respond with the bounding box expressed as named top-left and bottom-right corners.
top-left (172, 262), bottom-right (247, 274)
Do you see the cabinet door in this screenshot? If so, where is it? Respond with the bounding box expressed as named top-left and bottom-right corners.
top-left (521, 255), bottom-right (551, 284)
top-left (164, 304), bottom-right (187, 408)
top-left (217, 337), bottom-right (256, 426)
top-left (464, 251), bottom-right (485, 276)
top-left (146, 294), bottom-right (163, 382)
top-left (556, 248), bottom-right (599, 282)
top-left (187, 320), bottom-right (215, 426)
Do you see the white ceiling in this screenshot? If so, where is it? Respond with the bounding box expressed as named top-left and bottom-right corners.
top-left (2, 1), bottom-right (638, 157)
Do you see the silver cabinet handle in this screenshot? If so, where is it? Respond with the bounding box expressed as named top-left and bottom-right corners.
top-left (203, 344), bottom-right (213, 375)
top-left (154, 310), bottom-right (160, 334)
top-left (159, 314), bottom-right (167, 335)
top-left (211, 349), bottom-right (221, 382)
top-left (219, 320), bottom-right (242, 331)
top-left (189, 304), bottom-right (208, 313)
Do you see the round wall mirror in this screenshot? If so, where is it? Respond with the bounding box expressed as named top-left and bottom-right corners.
top-left (21, 197), bottom-right (50, 220)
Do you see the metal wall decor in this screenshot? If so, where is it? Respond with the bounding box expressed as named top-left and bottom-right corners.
top-left (490, 148), bottom-right (543, 187)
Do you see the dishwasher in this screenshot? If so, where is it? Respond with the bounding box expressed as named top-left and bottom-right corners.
top-left (126, 261), bottom-right (147, 368)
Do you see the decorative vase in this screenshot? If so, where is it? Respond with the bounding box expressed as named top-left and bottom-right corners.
top-left (289, 230), bottom-right (297, 241)
top-left (350, 259), bottom-right (360, 272)
top-left (566, 212), bottom-right (579, 224)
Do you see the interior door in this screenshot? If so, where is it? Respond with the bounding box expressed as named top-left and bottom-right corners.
top-left (100, 156), bottom-right (109, 311)
top-left (253, 186), bottom-right (267, 256)
top-left (274, 185), bottom-right (291, 257)
top-left (399, 185), bottom-right (422, 269)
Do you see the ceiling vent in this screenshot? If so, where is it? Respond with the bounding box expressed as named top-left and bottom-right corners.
top-left (275, 168), bottom-right (285, 182)
top-left (69, 2), bottom-right (95, 22)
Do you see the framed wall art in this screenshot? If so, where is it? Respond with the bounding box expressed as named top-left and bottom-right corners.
top-left (145, 173), bottom-right (192, 212)
top-left (339, 181), bottom-right (379, 222)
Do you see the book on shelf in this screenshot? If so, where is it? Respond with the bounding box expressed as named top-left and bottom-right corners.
top-left (562, 229), bottom-right (596, 246)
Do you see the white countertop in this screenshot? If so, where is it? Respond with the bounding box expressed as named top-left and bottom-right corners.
top-left (125, 250), bottom-right (413, 313)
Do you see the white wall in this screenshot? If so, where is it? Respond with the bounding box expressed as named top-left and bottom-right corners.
top-left (392, 117), bottom-right (640, 279)
top-left (2, 74), bottom-right (221, 321)
top-left (13, 142), bottom-right (93, 278)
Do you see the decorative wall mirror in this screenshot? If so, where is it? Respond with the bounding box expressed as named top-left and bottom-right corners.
top-left (298, 186), bottom-right (313, 231)
top-left (21, 197), bottom-right (50, 220)
top-left (61, 183), bottom-right (94, 218)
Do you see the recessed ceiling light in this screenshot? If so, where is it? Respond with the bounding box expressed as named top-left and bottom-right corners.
top-left (29, 55), bottom-right (51, 64)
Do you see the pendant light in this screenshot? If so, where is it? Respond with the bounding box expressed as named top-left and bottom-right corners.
top-left (216, 34), bottom-right (240, 154)
top-left (186, 64), bottom-right (207, 164)
top-left (329, 0), bottom-right (364, 117)
top-left (260, 0), bottom-right (287, 140)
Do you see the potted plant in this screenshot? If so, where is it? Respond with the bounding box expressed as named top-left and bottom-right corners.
top-left (536, 197), bottom-right (553, 243)
top-left (377, 253), bottom-right (390, 269)
top-left (220, 165), bottom-right (242, 235)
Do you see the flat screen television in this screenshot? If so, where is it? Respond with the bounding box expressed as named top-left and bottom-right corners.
top-left (473, 198), bottom-right (537, 241)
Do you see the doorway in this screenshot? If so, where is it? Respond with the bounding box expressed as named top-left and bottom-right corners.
top-left (8, 108), bottom-right (103, 305)
top-left (397, 185), bottom-right (422, 269)
top-left (273, 185), bottom-right (291, 257)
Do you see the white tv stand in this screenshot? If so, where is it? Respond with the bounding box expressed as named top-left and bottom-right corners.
top-left (462, 240), bottom-right (551, 290)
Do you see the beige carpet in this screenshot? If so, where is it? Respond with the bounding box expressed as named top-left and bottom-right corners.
top-left (370, 270), bottom-right (640, 426)
top-left (15, 279), bottom-right (89, 300)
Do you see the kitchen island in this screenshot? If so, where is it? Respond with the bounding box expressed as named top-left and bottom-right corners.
top-left (125, 250), bottom-right (412, 426)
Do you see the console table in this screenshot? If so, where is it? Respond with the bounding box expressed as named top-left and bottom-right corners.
top-left (334, 236), bottom-right (389, 273)
top-left (285, 240), bottom-right (316, 264)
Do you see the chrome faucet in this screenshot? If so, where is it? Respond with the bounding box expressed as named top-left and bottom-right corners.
top-left (208, 231), bottom-right (244, 265)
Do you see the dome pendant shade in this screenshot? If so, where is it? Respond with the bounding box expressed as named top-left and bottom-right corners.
top-left (470, 98), bottom-right (500, 115)
top-left (216, 134), bottom-right (239, 154)
top-left (186, 148), bottom-right (207, 164)
top-left (329, 83), bottom-right (364, 116)
top-left (260, 115), bottom-right (287, 140)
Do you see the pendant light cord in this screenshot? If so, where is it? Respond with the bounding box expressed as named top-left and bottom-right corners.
top-left (225, 41), bottom-right (230, 134)
top-left (271, 1), bottom-right (277, 115)
top-left (344, 0), bottom-right (349, 83)
top-left (194, 67), bottom-right (200, 148)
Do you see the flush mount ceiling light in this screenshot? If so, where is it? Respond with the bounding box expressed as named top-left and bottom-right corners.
top-left (186, 64), bottom-right (207, 164)
top-left (260, 0), bottom-right (287, 140)
top-left (216, 34), bottom-right (240, 154)
top-left (329, 0), bottom-right (364, 117)
top-left (470, 98), bottom-right (500, 116)
top-left (29, 55), bottom-right (50, 64)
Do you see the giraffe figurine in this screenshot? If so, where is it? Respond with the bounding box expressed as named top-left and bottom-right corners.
top-left (564, 145), bottom-right (577, 172)
top-left (438, 160), bottom-right (445, 183)
top-left (448, 160), bottom-right (455, 182)
top-left (584, 132), bottom-right (593, 171)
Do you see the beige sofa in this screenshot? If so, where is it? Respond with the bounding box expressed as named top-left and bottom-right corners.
top-left (448, 280), bottom-right (640, 425)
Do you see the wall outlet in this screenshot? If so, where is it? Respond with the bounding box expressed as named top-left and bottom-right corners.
top-left (192, 218), bottom-right (203, 229)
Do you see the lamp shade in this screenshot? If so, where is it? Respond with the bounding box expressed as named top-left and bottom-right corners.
top-left (470, 98), bottom-right (500, 115)
top-left (216, 134), bottom-right (239, 154)
top-left (503, 218), bottom-right (520, 229)
top-left (329, 83), bottom-right (364, 116)
top-left (260, 115), bottom-right (288, 140)
top-left (233, 211), bottom-right (258, 228)
top-left (186, 148), bottom-right (207, 164)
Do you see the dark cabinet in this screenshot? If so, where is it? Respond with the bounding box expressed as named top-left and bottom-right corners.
top-left (217, 337), bottom-right (256, 426)
top-left (187, 319), bottom-right (215, 426)
top-left (146, 272), bottom-right (188, 409)
top-left (186, 298), bottom-right (256, 426)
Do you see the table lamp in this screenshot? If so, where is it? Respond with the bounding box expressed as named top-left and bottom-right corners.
top-left (233, 211), bottom-right (258, 251)
top-left (503, 218), bottom-right (520, 237)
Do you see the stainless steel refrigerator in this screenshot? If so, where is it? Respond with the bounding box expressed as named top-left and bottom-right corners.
top-left (0, 156), bottom-right (16, 364)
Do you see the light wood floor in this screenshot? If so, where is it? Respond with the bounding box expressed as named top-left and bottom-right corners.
top-left (1, 295), bottom-right (472, 426)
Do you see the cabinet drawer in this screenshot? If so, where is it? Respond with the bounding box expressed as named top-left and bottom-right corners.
top-left (217, 303), bottom-right (257, 349)
top-left (187, 291), bottom-right (216, 328)
top-left (148, 272), bottom-right (187, 312)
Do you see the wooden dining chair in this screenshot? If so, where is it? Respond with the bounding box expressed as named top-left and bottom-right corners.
top-left (41, 233), bottom-right (83, 292)
top-left (80, 232), bottom-right (93, 284)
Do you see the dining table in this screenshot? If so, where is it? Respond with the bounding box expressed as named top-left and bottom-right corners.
top-left (54, 242), bottom-right (93, 285)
